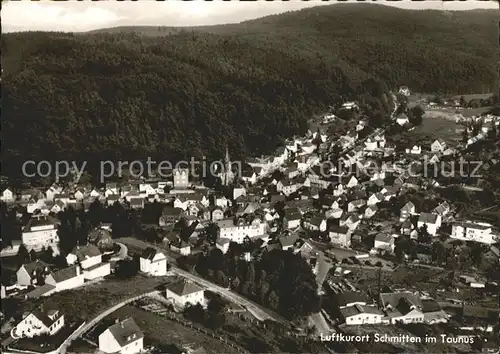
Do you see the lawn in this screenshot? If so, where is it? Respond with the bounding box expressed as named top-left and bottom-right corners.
top-left (411, 115), bottom-right (461, 143)
top-left (22, 275), bottom-right (174, 321)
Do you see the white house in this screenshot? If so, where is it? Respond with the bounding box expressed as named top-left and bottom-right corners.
top-left (98, 317), bottom-right (144, 354)
top-left (1, 188), bottom-right (14, 202)
top-left (346, 176), bottom-right (358, 188)
top-left (406, 145), bottom-right (421, 155)
top-left (215, 217), bottom-right (266, 244)
top-left (451, 221), bottom-right (496, 244)
top-left (173, 168), bottom-right (189, 189)
top-left (283, 208), bottom-right (302, 230)
top-left (45, 265), bottom-right (84, 292)
top-left (417, 213), bottom-right (442, 236)
top-left (380, 292), bottom-right (424, 324)
top-left (140, 248), bottom-right (167, 276)
top-left (396, 114), bottom-right (410, 126)
top-left (27, 197), bottom-right (45, 214)
top-left (303, 217), bottom-right (327, 232)
top-left (16, 260), bottom-right (51, 287)
top-left (22, 216), bottom-right (59, 251)
top-left (12, 308), bottom-right (65, 339)
top-left (215, 238), bottom-right (231, 254)
top-left (367, 193), bottom-right (384, 206)
top-left (431, 139), bottom-right (447, 153)
top-left (66, 244), bottom-right (110, 280)
top-left (340, 304), bottom-right (383, 325)
top-left (374, 233), bottom-right (394, 252)
top-left (329, 226), bottom-right (351, 248)
top-left (165, 279), bottom-right (205, 309)
top-left (400, 201), bottom-right (416, 222)
top-left (241, 170), bottom-right (257, 185)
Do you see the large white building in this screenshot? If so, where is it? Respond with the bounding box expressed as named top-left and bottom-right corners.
top-left (66, 244), bottom-right (111, 280)
top-left (140, 248), bottom-right (167, 276)
top-left (451, 221), bottom-right (496, 244)
top-left (22, 216), bottom-right (59, 251)
top-left (380, 292), bottom-right (425, 324)
top-left (215, 217), bottom-right (266, 244)
top-left (99, 317), bottom-right (144, 354)
top-left (12, 308), bottom-right (64, 339)
top-left (340, 304), bottom-right (384, 325)
top-left (165, 279), bottom-right (205, 309)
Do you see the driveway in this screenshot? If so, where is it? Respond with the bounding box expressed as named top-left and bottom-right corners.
top-left (109, 242), bottom-right (129, 262)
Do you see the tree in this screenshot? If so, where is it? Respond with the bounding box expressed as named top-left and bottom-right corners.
top-left (17, 244), bottom-right (30, 264)
top-left (29, 249), bottom-right (38, 262)
top-left (409, 106), bottom-right (425, 126)
top-left (417, 225), bottom-right (432, 244)
top-left (462, 128), bottom-right (469, 144)
top-left (205, 222), bottom-right (219, 244)
top-left (206, 295), bottom-right (227, 329)
top-left (459, 96), bottom-right (466, 107)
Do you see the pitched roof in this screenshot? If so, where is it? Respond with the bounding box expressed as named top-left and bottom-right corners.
top-left (141, 247), bottom-right (165, 261)
top-left (49, 265), bottom-right (80, 283)
top-left (418, 213), bottom-right (439, 224)
top-left (166, 279), bottom-right (204, 296)
top-left (335, 291), bottom-right (367, 307)
top-left (107, 317), bottom-right (144, 347)
top-left (31, 308), bottom-right (60, 328)
top-left (21, 260), bottom-right (50, 276)
top-left (71, 244), bottom-right (101, 261)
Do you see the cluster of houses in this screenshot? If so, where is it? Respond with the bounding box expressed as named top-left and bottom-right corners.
top-left (326, 278), bottom-right (448, 326)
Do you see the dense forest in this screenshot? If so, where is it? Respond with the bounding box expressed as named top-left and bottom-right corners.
top-left (2, 4), bottom-right (497, 179)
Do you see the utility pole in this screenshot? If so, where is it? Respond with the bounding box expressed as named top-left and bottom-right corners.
top-left (377, 265), bottom-right (382, 308)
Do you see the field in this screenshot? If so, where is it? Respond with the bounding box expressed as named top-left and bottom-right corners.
top-left (411, 115), bottom-right (462, 143)
top-left (21, 275), bottom-right (173, 321)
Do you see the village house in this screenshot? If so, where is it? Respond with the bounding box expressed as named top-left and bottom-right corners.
top-left (400, 201), bottom-right (416, 222)
top-left (140, 248), bottom-right (167, 276)
top-left (45, 185), bottom-right (62, 201)
top-left (16, 260), bottom-right (51, 286)
top-left (347, 200), bottom-right (366, 212)
top-left (66, 244), bottom-right (111, 280)
top-left (12, 308), bottom-right (65, 339)
top-left (432, 201), bottom-right (451, 217)
top-left (215, 217), bottom-right (266, 244)
top-left (283, 207), bottom-right (302, 229)
top-left (27, 196), bottom-right (45, 214)
top-left (170, 240), bottom-right (191, 256)
top-left (421, 298), bottom-right (449, 324)
top-left (166, 279), bottom-right (205, 308)
top-left (216, 238), bottom-right (231, 254)
top-left (99, 317), bottom-right (144, 354)
top-left (396, 114), bottom-right (410, 126)
top-left (329, 225), bottom-right (351, 248)
top-left (450, 221), bottom-right (496, 244)
top-left (417, 213), bottom-right (442, 236)
top-left (241, 170), bottom-right (257, 185)
top-left (406, 145), bottom-right (422, 155)
top-left (374, 233), bottom-right (395, 253)
top-left (346, 176), bottom-right (358, 188)
top-left (1, 188), bottom-right (14, 202)
top-left (130, 198), bottom-right (145, 210)
top-left (430, 139), bottom-right (447, 153)
top-left (364, 205), bottom-right (378, 219)
top-left (325, 208), bottom-right (344, 219)
top-left (22, 216), bottom-right (59, 252)
top-left (367, 193), bottom-right (384, 206)
top-left (159, 207), bottom-right (185, 226)
top-left (278, 179), bottom-right (301, 197)
top-left (303, 217), bottom-right (327, 232)
top-left (107, 195), bottom-right (120, 206)
top-left (340, 304), bottom-right (384, 325)
top-left (44, 265), bottom-right (85, 293)
top-left (211, 207), bottom-right (225, 221)
top-left (379, 291), bottom-right (425, 324)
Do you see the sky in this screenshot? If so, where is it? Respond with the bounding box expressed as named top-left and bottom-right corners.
top-left (2, 0), bottom-right (498, 33)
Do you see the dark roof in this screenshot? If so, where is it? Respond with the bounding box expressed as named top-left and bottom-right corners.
top-left (166, 279), bottom-right (204, 296)
top-left (418, 213), bottom-right (438, 224)
top-left (49, 265), bottom-right (80, 283)
top-left (71, 244), bottom-right (101, 261)
top-left (335, 291), bottom-right (367, 307)
top-left (278, 233), bottom-right (300, 248)
top-left (421, 299), bottom-right (442, 313)
top-left (31, 308), bottom-right (60, 328)
top-left (141, 247), bottom-right (164, 261)
top-left (107, 318), bottom-right (144, 347)
top-left (329, 225), bottom-right (349, 235)
top-left (21, 260), bottom-right (50, 277)
top-left (162, 206), bottom-right (184, 216)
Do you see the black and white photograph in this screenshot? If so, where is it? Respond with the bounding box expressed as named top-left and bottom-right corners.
top-left (1, 0), bottom-right (499, 353)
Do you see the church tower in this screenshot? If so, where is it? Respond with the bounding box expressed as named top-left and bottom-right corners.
top-left (222, 146), bottom-right (234, 186)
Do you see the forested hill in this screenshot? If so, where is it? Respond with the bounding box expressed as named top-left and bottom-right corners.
top-left (2, 4), bottom-right (497, 172)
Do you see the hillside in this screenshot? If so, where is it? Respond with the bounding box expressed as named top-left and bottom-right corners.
top-left (2, 4), bottom-right (497, 177)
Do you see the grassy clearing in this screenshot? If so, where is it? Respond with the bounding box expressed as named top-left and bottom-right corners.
top-left (411, 115), bottom-right (461, 142)
top-left (22, 275), bottom-right (174, 321)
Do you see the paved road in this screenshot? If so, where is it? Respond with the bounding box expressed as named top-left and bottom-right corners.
top-left (119, 237), bottom-right (283, 323)
top-left (170, 267), bottom-right (279, 322)
top-left (109, 242), bottom-right (129, 262)
top-left (309, 312), bottom-right (333, 336)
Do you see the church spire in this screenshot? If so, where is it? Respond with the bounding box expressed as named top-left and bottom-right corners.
top-left (225, 146), bottom-right (230, 165)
